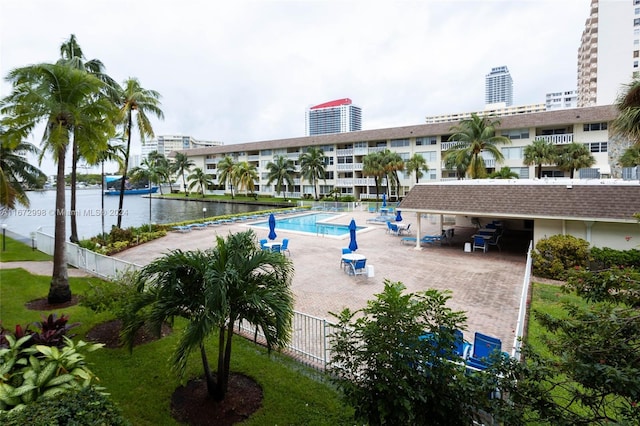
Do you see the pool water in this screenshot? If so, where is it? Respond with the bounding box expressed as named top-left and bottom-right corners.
top-left (251, 213), bottom-right (364, 236)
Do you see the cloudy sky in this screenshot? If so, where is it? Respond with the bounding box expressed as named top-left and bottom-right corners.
top-left (1, 0), bottom-right (591, 174)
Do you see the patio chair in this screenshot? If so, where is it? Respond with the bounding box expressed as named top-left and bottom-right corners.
top-left (487, 234), bottom-right (502, 252)
top-left (466, 332), bottom-right (505, 371)
top-left (341, 248), bottom-right (352, 269)
top-left (386, 222), bottom-right (400, 236)
top-left (281, 238), bottom-right (290, 256)
top-left (271, 244), bottom-right (281, 253)
top-left (472, 235), bottom-right (487, 252)
top-left (350, 258), bottom-right (367, 276)
top-left (259, 239), bottom-right (268, 250)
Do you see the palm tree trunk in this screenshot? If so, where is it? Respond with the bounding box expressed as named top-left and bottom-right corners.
top-left (200, 342), bottom-right (216, 396)
top-left (182, 170), bottom-right (188, 197)
top-left (215, 325), bottom-right (227, 400)
top-left (117, 112), bottom-right (132, 229)
top-left (313, 177), bottom-right (318, 201)
top-left (69, 137), bottom-right (79, 243)
top-left (48, 148), bottom-right (71, 304)
top-left (537, 164), bottom-right (542, 179)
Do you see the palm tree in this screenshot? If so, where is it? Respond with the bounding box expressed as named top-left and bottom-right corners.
top-left (0, 135), bottom-right (46, 212)
top-left (216, 155), bottom-right (237, 199)
top-left (488, 166), bottom-right (520, 179)
top-left (619, 145), bottom-right (640, 167)
top-left (115, 78), bottom-right (163, 228)
top-left (444, 113), bottom-right (511, 179)
top-left (523, 139), bottom-right (557, 179)
top-left (58, 34), bottom-right (119, 243)
top-left (121, 230), bottom-right (294, 401)
top-left (405, 153), bottom-right (429, 184)
top-left (266, 155), bottom-right (295, 200)
top-left (129, 158), bottom-right (162, 230)
top-left (234, 161), bottom-right (258, 196)
top-left (146, 150), bottom-right (169, 195)
top-left (443, 153), bottom-right (468, 180)
top-left (173, 152), bottom-right (194, 197)
top-left (556, 142), bottom-right (596, 179)
top-left (299, 147), bottom-right (326, 200)
top-left (362, 151), bottom-right (385, 201)
top-left (187, 167), bottom-right (213, 198)
top-left (611, 77), bottom-right (640, 144)
top-left (381, 149), bottom-right (405, 198)
top-left (1, 63), bottom-right (113, 303)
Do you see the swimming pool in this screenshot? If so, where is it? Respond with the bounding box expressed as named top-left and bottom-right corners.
top-left (251, 213), bottom-right (365, 237)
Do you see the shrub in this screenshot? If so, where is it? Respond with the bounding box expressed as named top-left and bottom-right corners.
top-left (590, 247), bottom-right (640, 270)
top-left (0, 386), bottom-right (130, 426)
top-left (80, 270), bottom-right (141, 318)
top-left (532, 235), bottom-right (590, 280)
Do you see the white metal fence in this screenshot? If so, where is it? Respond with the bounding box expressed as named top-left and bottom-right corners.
top-left (511, 241), bottom-right (533, 361)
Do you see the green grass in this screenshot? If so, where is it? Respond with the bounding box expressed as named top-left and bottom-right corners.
top-left (0, 236), bottom-right (52, 262)
top-left (0, 264), bottom-right (354, 425)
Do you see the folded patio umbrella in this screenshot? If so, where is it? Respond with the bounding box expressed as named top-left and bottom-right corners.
top-left (348, 218), bottom-right (358, 251)
top-left (268, 213), bottom-right (277, 240)
top-left (395, 210), bottom-right (402, 222)
top-left (382, 193), bottom-right (387, 208)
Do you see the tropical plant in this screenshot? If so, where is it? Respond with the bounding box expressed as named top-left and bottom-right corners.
top-left (216, 155), bottom-right (237, 199)
top-left (266, 155), bottom-right (295, 200)
top-left (187, 167), bottom-right (213, 198)
top-left (523, 138), bottom-right (557, 179)
top-left (172, 152), bottom-right (194, 197)
top-left (555, 142), bottom-right (595, 178)
top-left (121, 230), bottom-right (294, 401)
top-left (234, 161), bottom-right (258, 196)
top-left (1, 62), bottom-right (114, 303)
top-left (444, 113), bottom-right (511, 179)
top-left (362, 151), bottom-right (385, 201)
top-left (611, 76), bottom-right (640, 144)
top-left (405, 153), bottom-right (429, 184)
top-left (299, 147), bottom-right (326, 200)
top-left (0, 136), bottom-right (46, 212)
top-left (488, 166), bottom-right (519, 179)
top-left (443, 150), bottom-right (469, 179)
top-left (619, 144), bottom-right (640, 167)
top-left (115, 78), bottom-right (163, 228)
top-left (147, 150), bottom-right (170, 194)
top-left (329, 280), bottom-right (502, 425)
top-left (58, 34), bottom-right (120, 243)
top-left (381, 149), bottom-right (405, 198)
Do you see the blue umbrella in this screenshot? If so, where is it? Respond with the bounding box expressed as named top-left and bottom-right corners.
top-left (348, 219), bottom-right (358, 251)
top-left (382, 193), bottom-right (387, 208)
top-left (268, 213), bottom-right (277, 240)
top-left (395, 210), bottom-right (402, 222)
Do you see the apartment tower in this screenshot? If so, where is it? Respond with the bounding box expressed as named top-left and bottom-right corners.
top-left (306, 98), bottom-right (362, 136)
top-left (485, 66), bottom-right (513, 106)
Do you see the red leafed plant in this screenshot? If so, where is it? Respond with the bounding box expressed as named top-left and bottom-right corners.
top-left (0, 313), bottom-right (80, 349)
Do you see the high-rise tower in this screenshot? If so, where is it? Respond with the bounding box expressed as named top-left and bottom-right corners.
top-left (306, 98), bottom-right (362, 136)
top-left (577, 0), bottom-right (635, 107)
top-left (485, 66), bottom-right (513, 106)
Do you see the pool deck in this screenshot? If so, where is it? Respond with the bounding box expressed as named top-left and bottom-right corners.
top-left (113, 208), bottom-right (528, 354)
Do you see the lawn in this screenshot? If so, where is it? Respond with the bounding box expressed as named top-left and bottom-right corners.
top-left (0, 246), bottom-right (354, 425)
top-left (0, 236), bottom-right (52, 262)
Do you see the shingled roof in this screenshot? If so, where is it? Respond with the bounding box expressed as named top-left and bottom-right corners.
top-left (398, 181), bottom-right (640, 223)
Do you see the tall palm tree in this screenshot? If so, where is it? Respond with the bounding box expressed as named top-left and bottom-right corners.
top-left (266, 155), bottom-right (295, 200)
top-left (172, 152), bottom-right (194, 197)
top-left (0, 136), bottom-right (46, 212)
top-left (147, 150), bottom-right (169, 195)
top-left (129, 158), bottom-right (161, 230)
top-left (381, 149), bottom-right (405, 198)
top-left (443, 151), bottom-right (469, 180)
top-left (611, 77), bottom-right (640, 144)
top-left (299, 147), bottom-right (326, 200)
top-left (216, 155), bottom-right (237, 198)
top-left (444, 113), bottom-right (511, 179)
top-left (556, 142), bottom-right (595, 179)
top-left (121, 230), bottom-right (294, 401)
top-left (187, 167), bottom-right (213, 198)
top-left (58, 34), bottom-right (119, 243)
top-left (115, 78), bottom-right (163, 228)
top-left (362, 151), bottom-right (385, 201)
top-left (405, 153), bottom-right (429, 184)
top-left (1, 63), bottom-right (113, 303)
top-left (523, 139), bottom-right (557, 179)
top-left (488, 166), bottom-right (520, 179)
top-left (234, 161), bottom-right (258, 196)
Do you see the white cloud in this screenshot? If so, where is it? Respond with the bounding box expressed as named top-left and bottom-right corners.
top-left (1, 0), bottom-right (589, 174)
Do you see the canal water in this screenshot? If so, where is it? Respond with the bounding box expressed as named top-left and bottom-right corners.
top-left (1, 189), bottom-right (267, 240)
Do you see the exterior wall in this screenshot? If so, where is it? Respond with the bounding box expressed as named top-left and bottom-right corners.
top-left (533, 218), bottom-right (639, 251)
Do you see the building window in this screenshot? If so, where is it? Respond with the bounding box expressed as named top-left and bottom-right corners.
top-left (636, 61), bottom-right (639, 68)
top-left (415, 136), bottom-right (437, 146)
top-left (501, 128), bottom-right (530, 139)
top-left (417, 151), bottom-right (437, 162)
top-left (635, 50), bottom-right (640, 58)
top-left (635, 18), bottom-right (640, 26)
top-left (583, 122), bottom-right (607, 131)
top-left (390, 138), bottom-right (410, 147)
top-left (501, 146), bottom-right (523, 160)
top-left (586, 142), bottom-right (607, 153)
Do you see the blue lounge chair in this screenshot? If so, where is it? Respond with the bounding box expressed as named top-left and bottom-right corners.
top-left (172, 225), bottom-right (191, 233)
top-left (466, 332), bottom-right (505, 371)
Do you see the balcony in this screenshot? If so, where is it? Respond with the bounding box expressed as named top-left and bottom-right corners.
top-left (535, 134), bottom-right (574, 145)
top-left (336, 163), bottom-right (363, 172)
top-left (336, 177), bottom-right (376, 186)
top-left (441, 141), bottom-right (458, 150)
top-left (336, 148), bottom-right (353, 156)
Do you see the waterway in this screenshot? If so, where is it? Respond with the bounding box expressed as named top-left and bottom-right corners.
top-left (1, 189), bottom-right (267, 240)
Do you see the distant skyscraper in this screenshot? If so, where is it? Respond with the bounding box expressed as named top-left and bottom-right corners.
top-left (485, 66), bottom-right (513, 106)
top-left (577, 0), bottom-right (634, 107)
top-left (545, 90), bottom-right (577, 111)
top-left (306, 98), bottom-right (362, 136)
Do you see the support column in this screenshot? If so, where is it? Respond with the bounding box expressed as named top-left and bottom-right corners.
top-left (584, 221), bottom-right (594, 244)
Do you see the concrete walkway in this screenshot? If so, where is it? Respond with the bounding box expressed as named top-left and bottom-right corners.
top-left (0, 260), bottom-right (91, 277)
top-left (111, 208), bottom-right (528, 354)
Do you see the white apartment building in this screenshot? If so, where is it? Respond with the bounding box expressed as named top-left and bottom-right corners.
top-left (545, 90), bottom-right (578, 110)
top-left (181, 105), bottom-right (619, 199)
top-left (577, 0), bottom-right (636, 107)
top-left (485, 66), bottom-right (514, 106)
top-left (425, 103), bottom-right (546, 124)
top-left (141, 135), bottom-right (223, 158)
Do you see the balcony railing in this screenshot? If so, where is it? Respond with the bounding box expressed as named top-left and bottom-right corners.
top-left (336, 148), bottom-right (353, 156)
top-left (336, 177), bottom-right (376, 186)
top-left (535, 134), bottom-right (573, 145)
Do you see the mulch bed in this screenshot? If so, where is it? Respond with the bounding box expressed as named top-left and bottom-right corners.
top-left (85, 319), bottom-right (172, 349)
top-left (171, 373), bottom-right (263, 426)
top-left (25, 295), bottom-right (80, 310)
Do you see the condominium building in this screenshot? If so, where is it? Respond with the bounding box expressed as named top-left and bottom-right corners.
top-left (485, 66), bottom-right (513, 106)
top-left (306, 98), bottom-right (362, 136)
top-left (425, 103), bottom-right (546, 124)
top-left (181, 105), bottom-right (620, 200)
top-left (141, 135), bottom-right (223, 158)
top-left (545, 90), bottom-right (577, 110)
top-left (577, 0), bottom-right (636, 107)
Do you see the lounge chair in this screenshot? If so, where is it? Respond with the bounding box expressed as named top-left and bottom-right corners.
top-left (466, 332), bottom-right (505, 371)
top-left (350, 258), bottom-right (367, 276)
top-left (400, 234), bottom-right (442, 245)
top-left (487, 234), bottom-right (502, 252)
top-left (172, 225), bottom-right (191, 233)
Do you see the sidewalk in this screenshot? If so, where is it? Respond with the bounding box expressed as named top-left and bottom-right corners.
top-left (0, 260), bottom-right (91, 277)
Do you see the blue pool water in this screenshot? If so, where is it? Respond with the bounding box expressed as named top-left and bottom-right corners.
top-left (251, 213), bottom-right (364, 236)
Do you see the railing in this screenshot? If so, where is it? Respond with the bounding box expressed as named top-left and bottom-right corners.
top-left (512, 241), bottom-right (533, 361)
top-left (535, 134), bottom-right (573, 145)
